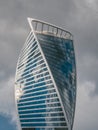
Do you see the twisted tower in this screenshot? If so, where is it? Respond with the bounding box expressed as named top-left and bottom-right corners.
top-left (15, 18), bottom-right (76, 130)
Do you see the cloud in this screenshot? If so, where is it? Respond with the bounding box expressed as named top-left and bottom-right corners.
top-left (77, 53), bottom-right (98, 96)
top-left (73, 81), bottom-right (98, 130)
top-left (0, 19), bottom-right (28, 79)
top-left (85, 0), bottom-right (98, 12)
top-left (0, 76), bottom-right (19, 130)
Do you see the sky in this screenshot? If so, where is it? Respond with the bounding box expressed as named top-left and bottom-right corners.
top-left (0, 0), bottom-right (98, 130)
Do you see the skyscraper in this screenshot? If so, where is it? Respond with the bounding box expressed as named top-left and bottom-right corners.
top-left (15, 18), bottom-right (76, 130)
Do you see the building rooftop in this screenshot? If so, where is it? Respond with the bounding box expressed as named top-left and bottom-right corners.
top-left (28, 18), bottom-right (73, 40)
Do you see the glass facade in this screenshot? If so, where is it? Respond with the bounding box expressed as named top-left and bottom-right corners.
top-left (15, 18), bottom-right (76, 130)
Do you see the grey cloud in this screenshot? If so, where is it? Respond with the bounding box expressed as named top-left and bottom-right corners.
top-left (73, 81), bottom-right (98, 130)
top-left (78, 54), bottom-right (98, 97)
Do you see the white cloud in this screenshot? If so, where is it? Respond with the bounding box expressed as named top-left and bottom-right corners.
top-left (0, 76), bottom-right (19, 130)
top-left (73, 81), bottom-right (98, 130)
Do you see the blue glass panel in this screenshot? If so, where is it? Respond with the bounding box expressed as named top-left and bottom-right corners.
top-left (18, 102), bottom-right (61, 111)
top-left (21, 122), bottom-right (67, 127)
top-left (19, 107), bottom-right (62, 115)
top-left (19, 93), bottom-right (58, 103)
top-left (37, 33), bottom-right (76, 126)
top-left (19, 112), bottom-right (64, 119)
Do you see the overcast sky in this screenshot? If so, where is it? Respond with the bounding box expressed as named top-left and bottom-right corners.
top-left (0, 0), bottom-right (98, 130)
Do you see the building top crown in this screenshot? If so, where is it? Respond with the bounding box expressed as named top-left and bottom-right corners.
top-left (28, 17), bottom-right (73, 40)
